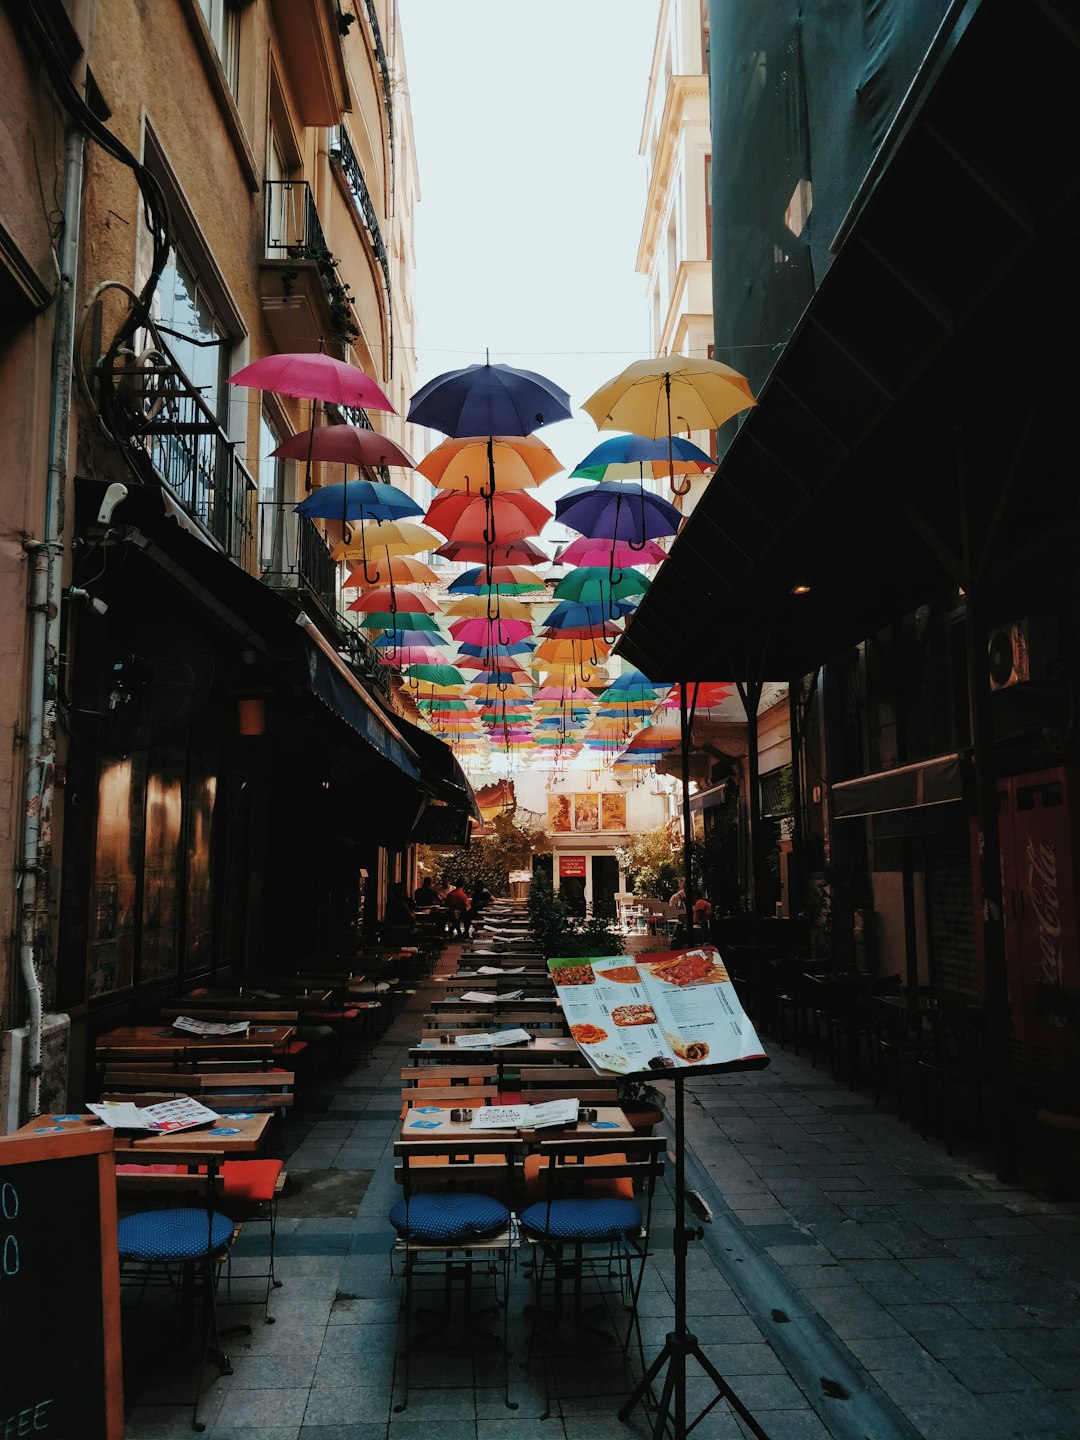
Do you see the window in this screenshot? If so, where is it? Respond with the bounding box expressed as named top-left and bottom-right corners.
top-left (153, 243), bottom-right (231, 419)
top-left (704, 153), bottom-right (712, 261)
top-left (258, 409), bottom-right (285, 572)
top-left (197, 0), bottom-right (240, 95)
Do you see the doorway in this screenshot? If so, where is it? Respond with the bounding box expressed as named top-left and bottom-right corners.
top-left (591, 855), bottom-right (620, 918)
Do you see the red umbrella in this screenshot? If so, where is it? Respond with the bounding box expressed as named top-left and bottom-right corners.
top-left (229, 353), bottom-right (394, 411)
top-left (271, 423), bottom-right (414, 468)
top-left (347, 588), bottom-right (436, 615)
top-left (425, 490), bottom-right (551, 544)
top-left (436, 537), bottom-right (549, 566)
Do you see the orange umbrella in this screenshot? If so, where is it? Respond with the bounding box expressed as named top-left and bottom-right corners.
top-left (343, 555), bottom-right (438, 588)
top-left (425, 490), bottom-right (551, 544)
top-left (418, 434), bottom-right (561, 493)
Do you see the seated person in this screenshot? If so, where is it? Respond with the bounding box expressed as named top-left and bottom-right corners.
top-left (414, 877), bottom-right (438, 908)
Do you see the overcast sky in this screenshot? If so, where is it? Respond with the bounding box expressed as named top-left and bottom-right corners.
top-left (396, 0), bottom-right (661, 503)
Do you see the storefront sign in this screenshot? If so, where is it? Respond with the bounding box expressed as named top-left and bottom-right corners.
top-left (559, 855), bottom-right (587, 878)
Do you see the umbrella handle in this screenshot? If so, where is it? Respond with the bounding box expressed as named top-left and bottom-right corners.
top-left (670, 473), bottom-right (692, 497)
top-left (626, 484), bottom-right (647, 553)
top-left (359, 522), bottom-right (381, 585)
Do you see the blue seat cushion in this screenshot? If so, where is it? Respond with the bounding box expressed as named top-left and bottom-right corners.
top-left (388, 1192), bottom-right (510, 1242)
top-left (519, 1197), bottom-right (642, 1242)
top-left (117, 1208), bottom-right (235, 1262)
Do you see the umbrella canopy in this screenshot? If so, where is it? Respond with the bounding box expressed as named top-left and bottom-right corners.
top-left (455, 642), bottom-right (534, 660)
top-left (449, 617), bottom-right (533, 643)
top-left (229, 353), bottom-right (394, 412)
top-left (660, 682), bottom-right (733, 709)
top-left (418, 434), bottom-right (561, 492)
top-left (407, 360), bottom-right (572, 438)
top-left (271, 423), bottom-right (415, 469)
top-left (569, 432), bottom-right (714, 482)
top-left (436, 537), bottom-right (549, 567)
top-left (403, 664), bottom-right (466, 686)
top-left (555, 482), bottom-right (681, 543)
top-left (553, 567), bottom-right (651, 602)
top-left (348, 587), bottom-right (437, 615)
top-left (374, 629), bottom-right (449, 649)
top-left (465, 682), bottom-right (532, 700)
top-left (344, 555), bottom-right (438, 588)
top-left (442, 595), bottom-right (536, 620)
top-left (582, 355), bottom-right (755, 440)
top-left (377, 645), bottom-right (446, 667)
top-left (543, 599), bottom-right (633, 631)
top-left (295, 479), bottom-right (422, 522)
top-left (425, 490), bottom-right (552, 544)
top-left (554, 536), bottom-right (669, 568)
top-left (463, 667), bottom-right (533, 686)
top-left (331, 521), bottom-right (439, 562)
top-left (355, 611), bottom-right (442, 633)
top-left (447, 566), bottom-right (545, 593)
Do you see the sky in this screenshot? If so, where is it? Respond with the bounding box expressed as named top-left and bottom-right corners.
top-left (395, 0), bottom-right (662, 513)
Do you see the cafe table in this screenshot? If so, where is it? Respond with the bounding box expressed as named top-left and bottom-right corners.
top-left (186, 985), bottom-right (333, 1008)
top-left (430, 995), bottom-right (559, 1013)
top-left (409, 1035), bottom-right (583, 1067)
top-left (95, 1022), bottom-right (294, 1058)
top-left (400, 1103), bottom-right (631, 1141)
top-left (13, 1110), bottom-right (271, 1155)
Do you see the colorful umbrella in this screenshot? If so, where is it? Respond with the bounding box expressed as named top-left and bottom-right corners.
top-left (230, 353), bottom-right (394, 412)
top-left (418, 434), bottom-right (561, 492)
top-left (348, 588), bottom-right (437, 616)
top-left (436, 537), bottom-right (549, 567)
top-left (407, 360), bottom-right (571, 438)
top-left (271, 423), bottom-right (415, 469)
top-left (355, 611), bottom-right (442, 633)
top-left (582, 355), bottom-right (755, 496)
top-left (344, 555), bottom-right (438, 588)
top-left (553, 567), bottom-right (650, 603)
top-left (555, 482), bottom-right (681, 545)
top-left (447, 566), bottom-right (545, 594)
top-left (296, 480), bottom-right (422, 522)
top-left (403, 664), bottom-right (466, 686)
top-left (377, 645), bottom-right (446, 667)
top-left (449, 617), bottom-right (533, 644)
top-left (425, 490), bottom-right (552, 544)
top-left (331, 521), bottom-right (439, 564)
top-left (374, 629), bottom-right (448, 650)
top-left (554, 536), bottom-right (669, 568)
top-left (569, 432), bottom-right (714, 482)
top-left (442, 595), bottom-right (536, 620)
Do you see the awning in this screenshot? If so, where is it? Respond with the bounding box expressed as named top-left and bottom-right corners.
top-left (831, 753), bottom-right (963, 819)
top-left (618, 0), bottom-right (1080, 683)
top-left (392, 714), bottom-right (481, 822)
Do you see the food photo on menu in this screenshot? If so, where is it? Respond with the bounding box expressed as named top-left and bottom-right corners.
top-left (548, 948), bottom-right (766, 1077)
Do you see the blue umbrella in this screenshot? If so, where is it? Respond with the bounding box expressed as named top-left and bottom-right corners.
top-left (374, 629), bottom-right (449, 648)
top-left (569, 433), bottom-right (714, 482)
top-left (555, 483), bottom-right (682, 545)
top-left (543, 599), bottom-right (635, 631)
top-left (407, 361), bottom-right (572, 439)
top-left (456, 641), bottom-right (534, 658)
top-left (295, 480), bottom-right (423, 583)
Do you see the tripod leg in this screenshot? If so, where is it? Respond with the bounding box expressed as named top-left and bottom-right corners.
top-left (689, 1340), bottom-right (773, 1440)
top-left (618, 1336), bottom-right (672, 1422)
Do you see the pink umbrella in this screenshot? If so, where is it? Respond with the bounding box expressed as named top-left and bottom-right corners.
top-left (271, 423), bottom-right (414, 468)
top-left (229, 353), bottom-right (395, 412)
top-left (532, 686), bottom-right (596, 703)
top-left (347, 588), bottom-right (437, 615)
top-left (555, 536), bottom-right (668, 567)
top-left (449, 617), bottom-right (533, 644)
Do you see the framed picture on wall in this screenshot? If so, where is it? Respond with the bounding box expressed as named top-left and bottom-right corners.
top-left (573, 793), bottom-right (599, 831)
top-left (547, 793), bottom-right (572, 832)
top-left (600, 792), bottom-right (627, 831)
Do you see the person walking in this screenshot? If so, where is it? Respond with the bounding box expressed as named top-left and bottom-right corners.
top-left (470, 878), bottom-right (493, 924)
top-left (445, 877), bottom-right (470, 938)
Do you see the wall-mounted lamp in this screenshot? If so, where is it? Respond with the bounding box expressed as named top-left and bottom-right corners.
top-left (790, 583), bottom-right (811, 596)
top-left (65, 586), bottom-right (108, 616)
top-left (237, 698), bottom-right (265, 736)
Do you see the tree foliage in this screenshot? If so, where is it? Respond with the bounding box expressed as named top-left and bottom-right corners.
top-left (616, 825), bottom-right (682, 899)
top-left (526, 867), bottom-right (624, 958)
top-left (419, 812), bottom-right (544, 897)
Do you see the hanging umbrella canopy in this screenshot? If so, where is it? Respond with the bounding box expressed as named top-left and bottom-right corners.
top-left (295, 479), bottom-right (423, 522)
top-left (555, 482), bottom-right (681, 543)
top-left (660, 682), bottom-right (733, 709)
top-left (425, 489), bottom-right (552, 544)
top-left (331, 521), bottom-right (440, 563)
top-left (229, 353), bottom-right (395, 412)
top-left (403, 664), bottom-right (466, 686)
top-left (377, 645), bottom-right (447, 667)
top-left (374, 628), bottom-right (449, 649)
top-left (554, 536), bottom-right (669, 568)
top-left (449, 617), bottom-right (533, 644)
top-left (436, 537), bottom-right (549, 567)
top-left (553, 567), bottom-right (651, 603)
top-left (465, 682), bottom-right (532, 700)
top-left (418, 697), bottom-right (473, 712)
top-left (442, 595), bottom-right (536, 620)
top-left (605, 667), bottom-right (666, 692)
top-left (569, 432), bottom-right (715, 482)
top-left (447, 565), bottom-right (545, 594)
top-left (355, 611), bottom-right (442, 633)
top-left (582, 355), bottom-right (755, 440)
top-left (272, 423), bottom-right (415, 469)
top-left (344, 555), bottom-right (438, 588)
top-left (531, 685), bottom-right (597, 703)
top-left (348, 587), bottom-right (437, 616)
top-left (543, 599), bottom-right (634, 631)
top-left (464, 667), bottom-right (533, 686)
top-left (418, 433), bottom-right (561, 492)
top-left (407, 360), bottom-right (572, 437)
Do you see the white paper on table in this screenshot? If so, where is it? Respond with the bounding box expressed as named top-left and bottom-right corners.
top-left (470, 1098), bottom-right (578, 1131)
top-left (172, 1015), bottom-right (249, 1036)
top-left (453, 1027), bottom-right (532, 1049)
top-left (458, 991), bottom-right (497, 1004)
top-left (477, 965), bottom-right (525, 976)
top-left (86, 1097), bottom-right (221, 1132)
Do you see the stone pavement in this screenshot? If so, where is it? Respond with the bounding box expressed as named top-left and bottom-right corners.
top-left (120, 949), bottom-right (1080, 1440)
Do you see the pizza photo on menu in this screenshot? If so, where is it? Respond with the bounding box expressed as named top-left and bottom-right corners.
top-left (610, 1003), bottom-right (658, 1027)
top-left (640, 950), bottom-right (730, 987)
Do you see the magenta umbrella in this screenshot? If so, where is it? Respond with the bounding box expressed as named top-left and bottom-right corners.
top-left (271, 423), bottom-right (414, 468)
top-left (377, 645), bottom-right (446, 667)
top-left (449, 617), bottom-right (533, 644)
top-left (555, 536), bottom-right (669, 568)
top-left (229, 353), bottom-right (395, 412)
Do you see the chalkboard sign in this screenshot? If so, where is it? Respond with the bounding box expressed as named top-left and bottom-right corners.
top-left (0, 1128), bottom-right (122, 1439)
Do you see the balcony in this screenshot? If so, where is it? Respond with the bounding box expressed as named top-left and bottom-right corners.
top-left (259, 502), bottom-right (338, 614)
top-left (101, 335), bottom-right (256, 568)
top-left (260, 180), bottom-right (356, 354)
top-left (359, 0), bottom-right (394, 158)
top-left (270, 0), bottom-right (350, 127)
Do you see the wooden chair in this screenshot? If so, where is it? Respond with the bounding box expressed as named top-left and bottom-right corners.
top-left (390, 1138), bottom-right (522, 1413)
top-left (518, 1067), bottom-right (620, 1105)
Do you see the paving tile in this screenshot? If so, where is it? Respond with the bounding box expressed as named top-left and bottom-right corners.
top-left (301, 1385), bottom-right (395, 1425)
top-left (298, 1427), bottom-right (387, 1440)
top-left (215, 1388), bottom-right (310, 1428)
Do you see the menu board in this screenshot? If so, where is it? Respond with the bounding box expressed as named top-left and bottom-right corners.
top-left (548, 948), bottom-right (768, 1077)
top-left (0, 1128), bottom-right (123, 1437)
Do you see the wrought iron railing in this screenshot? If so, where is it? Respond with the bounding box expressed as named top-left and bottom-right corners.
top-left (361, 0), bottom-right (394, 154)
top-left (344, 622), bottom-right (392, 699)
top-left (259, 502), bottom-right (337, 612)
top-left (326, 402), bottom-right (389, 484)
top-left (106, 334), bottom-right (256, 568)
top-left (329, 129), bottom-right (391, 299)
top-left (264, 178), bottom-right (328, 258)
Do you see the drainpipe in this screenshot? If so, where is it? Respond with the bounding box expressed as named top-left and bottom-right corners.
top-left (18, 110), bottom-right (86, 1118)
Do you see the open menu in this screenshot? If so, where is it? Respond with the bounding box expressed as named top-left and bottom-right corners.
top-left (86, 1097), bottom-right (221, 1132)
top-left (456, 989), bottom-right (525, 1004)
top-left (172, 1016), bottom-right (249, 1036)
top-left (453, 1027), bottom-right (532, 1049)
top-left (470, 1098), bottom-right (578, 1131)
top-left (548, 948), bottom-right (767, 1077)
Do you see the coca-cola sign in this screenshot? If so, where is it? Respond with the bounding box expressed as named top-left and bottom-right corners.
top-left (1027, 836), bottom-right (1064, 987)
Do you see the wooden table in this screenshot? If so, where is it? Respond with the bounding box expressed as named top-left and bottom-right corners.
top-left (95, 1023), bottom-right (294, 1058)
top-left (430, 996), bottom-right (560, 1013)
top-left (188, 986), bottom-right (333, 1008)
top-left (13, 1111), bottom-right (271, 1155)
top-left (410, 1036), bottom-right (583, 1065)
top-left (401, 1104), bottom-right (630, 1141)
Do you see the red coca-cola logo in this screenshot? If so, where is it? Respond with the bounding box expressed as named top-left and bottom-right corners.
top-left (1027, 837), bottom-right (1064, 987)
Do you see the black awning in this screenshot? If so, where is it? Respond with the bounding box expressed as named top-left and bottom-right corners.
top-left (393, 714), bottom-right (481, 821)
top-left (831, 753), bottom-right (964, 819)
top-left (619, 0), bottom-right (1080, 684)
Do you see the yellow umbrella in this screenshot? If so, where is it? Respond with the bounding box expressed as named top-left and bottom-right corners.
top-left (343, 555), bottom-right (438, 588)
top-left (442, 595), bottom-right (537, 620)
top-left (418, 434), bottom-right (562, 493)
top-left (464, 682), bottom-right (532, 700)
top-left (582, 355), bottom-right (755, 496)
top-left (331, 521), bottom-right (439, 564)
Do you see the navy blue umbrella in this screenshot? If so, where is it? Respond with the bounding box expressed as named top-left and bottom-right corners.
top-left (407, 361), bottom-right (572, 439)
top-left (555, 482), bottom-right (682, 547)
top-left (569, 433), bottom-right (714, 482)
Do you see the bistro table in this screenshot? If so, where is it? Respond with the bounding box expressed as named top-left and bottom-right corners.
top-left (95, 1022), bottom-right (294, 1059)
top-left (409, 1035), bottom-right (583, 1069)
top-left (400, 1103), bottom-right (631, 1141)
top-left (13, 1110), bottom-right (271, 1155)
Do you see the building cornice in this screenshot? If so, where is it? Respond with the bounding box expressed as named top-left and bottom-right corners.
top-left (637, 74), bottom-right (709, 275)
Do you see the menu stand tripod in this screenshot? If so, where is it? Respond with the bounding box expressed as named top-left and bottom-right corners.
top-left (619, 1070), bottom-right (772, 1440)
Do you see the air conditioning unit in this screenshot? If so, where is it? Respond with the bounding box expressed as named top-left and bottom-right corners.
top-left (987, 618), bottom-right (1058, 691)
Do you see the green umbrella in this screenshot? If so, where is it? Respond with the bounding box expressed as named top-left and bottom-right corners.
top-left (553, 566), bottom-right (651, 603)
top-left (355, 611), bottom-right (442, 633)
top-left (403, 664), bottom-right (466, 687)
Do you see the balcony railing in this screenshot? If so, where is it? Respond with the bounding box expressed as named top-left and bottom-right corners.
top-left (361, 0), bottom-right (394, 155)
top-left (259, 501), bottom-right (338, 613)
top-left (265, 178), bottom-right (329, 258)
top-left (103, 334), bottom-right (256, 568)
top-left (329, 129), bottom-right (391, 300)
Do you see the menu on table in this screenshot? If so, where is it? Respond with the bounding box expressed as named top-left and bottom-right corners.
top-left (453, 1027), bottom-right (532, 1049)
top-left (86, 1097), bottom-right (221, 1132)
top-left (548, 948), bottom-right (767, 1077)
